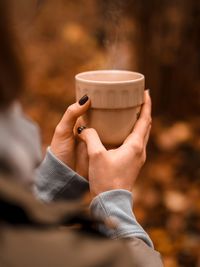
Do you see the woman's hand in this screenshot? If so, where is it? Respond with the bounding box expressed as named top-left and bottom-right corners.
top-left (78, 91), bottom-right (152, 197)
top-left (50, 95), bottom-right (90, 177)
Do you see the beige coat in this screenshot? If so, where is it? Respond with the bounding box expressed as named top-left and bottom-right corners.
top-left (0, 176), bottom-right (163, 267)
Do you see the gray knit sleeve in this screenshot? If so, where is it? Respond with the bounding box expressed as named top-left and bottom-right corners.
top-left (34, 147), bottom-right (89, 201)
top-left (90, 189), bottom-right (154, 248)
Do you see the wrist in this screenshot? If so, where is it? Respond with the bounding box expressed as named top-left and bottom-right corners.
top-left (49, 145), bottom-right (75, 169)
top-left (90, 183), bottom-right (132, 198)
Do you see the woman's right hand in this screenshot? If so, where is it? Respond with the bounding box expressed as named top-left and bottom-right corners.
top-left (50, 95), bottom-right (90, 178)
top-left (78, 90), bottom-right (152, 197)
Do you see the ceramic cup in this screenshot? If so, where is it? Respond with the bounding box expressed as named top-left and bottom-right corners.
top-left (75, 70), bottom-right (144, 147)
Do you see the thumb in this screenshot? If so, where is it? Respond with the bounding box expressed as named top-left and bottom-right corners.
top-left (55, 95), bottom-right (90, 138)
top-left (77, 127), bottom-right (106, 157)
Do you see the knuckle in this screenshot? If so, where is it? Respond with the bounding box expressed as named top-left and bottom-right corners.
top-left (55, 124), bottom-right (64, 136)
top-left (132, 141), bottom-right (143, 155)
top-left (66, 105), bottom-right (76, 118)
top-left (88, 128), bottom-right (96, 135)
top-left (83, 128), bottom-right (95, 139)
top-left (145, 116), bottom-right (152, 126)
top-left (91, 149), bottom-right (104, 159)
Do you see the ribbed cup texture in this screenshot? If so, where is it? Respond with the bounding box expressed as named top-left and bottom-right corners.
top-left (76, 79), bottom-right (144, 109)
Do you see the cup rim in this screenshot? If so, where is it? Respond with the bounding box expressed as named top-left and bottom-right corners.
top-left (75, 70), bottom-right (144, 84)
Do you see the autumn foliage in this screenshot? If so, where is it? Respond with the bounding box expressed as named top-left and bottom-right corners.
top-left (12, 1), bottom-right (200, 266)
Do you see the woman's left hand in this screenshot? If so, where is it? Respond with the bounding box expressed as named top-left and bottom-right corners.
top-left (50, 95), bottom-right (90, 178)
top-left (78, 90), bottom-right (152, 197)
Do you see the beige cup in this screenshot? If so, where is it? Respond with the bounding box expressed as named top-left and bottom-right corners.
top-left (75, 70), bottom-right (144, 147)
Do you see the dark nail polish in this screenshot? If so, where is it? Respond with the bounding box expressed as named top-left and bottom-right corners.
top-left (77, 126), bottom-right (86, 134)
top-left (79, 95), bottom-right (89, 105)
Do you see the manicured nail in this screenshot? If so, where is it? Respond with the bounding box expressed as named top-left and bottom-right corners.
top-left (77, 126), bottom-right (86, 134)
top-left (79, 95), bottom-right (89, 105)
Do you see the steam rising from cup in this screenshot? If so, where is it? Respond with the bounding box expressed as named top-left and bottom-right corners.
top-left (98, 0), bottom-right (132, 70)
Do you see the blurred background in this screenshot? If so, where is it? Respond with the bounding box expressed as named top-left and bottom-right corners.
top-left (11, 0), bottom-right (200, 266)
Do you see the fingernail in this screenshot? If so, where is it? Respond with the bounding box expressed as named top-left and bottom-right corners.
top-left (79, 95), bottom-right (89, 105)
top-left (77, 126), bottom-right (86, 134)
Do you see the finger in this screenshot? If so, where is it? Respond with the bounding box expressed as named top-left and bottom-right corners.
top-left (55, 95), bottom-right (91, 137)
top-left (144, 123), bottom-right (152, 148)
top-left (122, 124), bottom-right (151, 156)
top-left (78, 127), bottom-right (106, 157)
top-left (75, 141), bottom-right (89, 179)
top-left (141, 124), bottom-right (152, 165)
top-left (123, 90), bottom-right (152, 147)
top-left (133, 90), bottom-right (152, 139)
top-left (73, 116), bottom-right (85, 136)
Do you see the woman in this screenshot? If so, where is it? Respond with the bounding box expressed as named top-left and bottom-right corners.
top-left (0, 1), bottom-right (163, 266)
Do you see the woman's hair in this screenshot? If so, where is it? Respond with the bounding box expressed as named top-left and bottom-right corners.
top-left (0, 1), bottom-right (24, 109)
